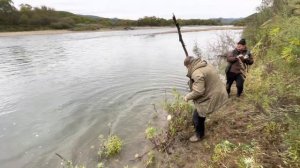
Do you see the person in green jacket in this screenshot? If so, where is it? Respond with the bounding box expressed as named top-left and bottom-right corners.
top-left (184, 56), bottom-right (228, 142)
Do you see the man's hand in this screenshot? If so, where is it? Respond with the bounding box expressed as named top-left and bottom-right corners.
top-left (237, 55), bottom-right (246, 62)
top-left (184, 96), bottom-right (188, 102)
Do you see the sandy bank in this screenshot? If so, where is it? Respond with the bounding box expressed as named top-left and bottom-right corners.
top-left (0, 30), bottom-right (73, 37)
top-left (0, 26), bottom-right (243, 37)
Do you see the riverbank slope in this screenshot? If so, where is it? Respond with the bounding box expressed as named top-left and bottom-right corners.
top-left (147, 1), bottom-right (300, 167)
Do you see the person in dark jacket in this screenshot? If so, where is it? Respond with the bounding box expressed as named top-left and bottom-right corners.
top-left (226, 39), bottom-right (254, 97)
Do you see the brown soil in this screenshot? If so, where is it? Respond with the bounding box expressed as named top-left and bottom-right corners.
top-left (150, 97), bottom-right (289, 168)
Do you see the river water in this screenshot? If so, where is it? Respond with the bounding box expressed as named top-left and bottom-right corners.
top-left (0, 26), bottom-right (241, 168)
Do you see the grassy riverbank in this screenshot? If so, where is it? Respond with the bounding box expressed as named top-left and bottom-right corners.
top-left (145, 0), bottom-right (300, 167)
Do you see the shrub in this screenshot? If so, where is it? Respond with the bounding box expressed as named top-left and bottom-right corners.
top-left (284, 113), bottom-right (300, 167)
top-left (212, 140), bottom-right (236, 162)
top-left (145, 126), bottom-right (158, 140)
top-left (163, 89), bottom-right (194, 136)
top-left (145, 151), bottom-right (155, 167)
top-left (102, 135), bottom-right (123, 157)
top-left (50, 21), bottom-right (73, 29)
top-left (97, 162), bottom-right (105, 168)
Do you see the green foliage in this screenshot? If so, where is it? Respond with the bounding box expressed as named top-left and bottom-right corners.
top-left (0, 0), bottom-right (18, 25)
top-left (144, 89), bottom-right (193, 153)
top-left (244, 4), bottom-right (300, 111)
top-left (0, 2), bottom-right (225, 32)
top-left (50, 22), bottom-right (71, 29)
top-left (281, 37), bottom-right (300, 64)
top-left (212, 140), bottom-right (236, 162)
top-left (145, 151), bottom-right (155, 167)
top-left (137, 16), bottom-right (171, 26)
top-left (178, 18), bottom-right (221, 26)
top-left (284, 113), bottom-right (300, 167)
top-left (164, 89), bottom-right (194, 115)
top-left (136, 16), bottom-right (221, 27)
top-left (164, 89), bottom-right (193, 136)
top-left (102, 135), bottom-right (123, 157)
top-left (145, 126), bottom-right (158, 140)
top-left (0, 2), bottom-right (100, 31)
top-left (263, 121), bottom-right (285, 142)
top-left (237, 157), bottom-right (262, 168)
top-left (242, 1), bottom-right (300, 167)
top-left (71, 24), bottom-right (102, 31)
top-left (97, 162), bottom-right (105, 168)
top-left (211, 141), bottom-right (262, 167)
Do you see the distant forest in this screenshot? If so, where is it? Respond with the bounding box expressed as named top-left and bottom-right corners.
top-left (0, 0), bottom-right (241, 32)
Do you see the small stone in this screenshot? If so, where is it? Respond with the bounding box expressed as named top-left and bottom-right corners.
top-left (167, 115), bottom-right (172, 121)
top-left (134, 154), bottom-right (139, 158)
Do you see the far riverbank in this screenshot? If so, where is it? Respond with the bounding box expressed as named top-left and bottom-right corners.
top-left (0, 26), bottom-right (243, 37)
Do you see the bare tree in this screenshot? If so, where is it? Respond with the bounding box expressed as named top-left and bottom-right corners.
top-left (192, 41), bottom-right (203, 59)
top-left (208, 31), bottom-right (237, 57)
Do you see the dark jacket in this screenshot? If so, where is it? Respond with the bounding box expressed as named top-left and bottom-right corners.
top-left (226, 48), bottom-right (254, 75)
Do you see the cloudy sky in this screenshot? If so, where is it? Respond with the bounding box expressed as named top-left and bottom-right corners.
top-left (13, 0), bottom-right (262, 20)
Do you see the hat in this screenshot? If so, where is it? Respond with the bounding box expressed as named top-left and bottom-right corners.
top-left (238, 38), bottom-right (246, 45)
top-left (184, 56), bottom-right (194, 67)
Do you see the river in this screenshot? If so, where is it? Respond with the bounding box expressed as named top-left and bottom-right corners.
top-left (0, 26), bottom-right (242, 168)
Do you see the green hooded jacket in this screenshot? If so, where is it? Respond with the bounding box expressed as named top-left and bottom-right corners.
top-left (185, 58), bottom-right (228, 117)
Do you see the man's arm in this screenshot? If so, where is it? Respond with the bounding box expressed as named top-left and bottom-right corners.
top-left (227, 51), bottom-right (237, 63)
top-left (185, 73), bottom-right (205, 101)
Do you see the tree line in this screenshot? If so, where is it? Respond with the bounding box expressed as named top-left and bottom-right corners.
top-left (0, 0), bottom-right (222, 31)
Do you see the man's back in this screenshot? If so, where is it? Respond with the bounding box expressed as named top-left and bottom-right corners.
top-left (190, 62), bottom-right (228, 115)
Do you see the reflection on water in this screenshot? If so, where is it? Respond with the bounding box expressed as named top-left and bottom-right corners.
top-left (0, 27), bottom-right (241, 168)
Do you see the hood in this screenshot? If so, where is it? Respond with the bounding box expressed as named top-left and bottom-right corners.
top-left (187, 58), bottom-right (207, 78)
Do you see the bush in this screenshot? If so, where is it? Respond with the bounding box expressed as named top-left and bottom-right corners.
top-left (212, 140), bottom-right (236, 162)
top-left (242, 1), bottom-right (300, 167)
top-left (144, 89), bottom-right (193, 153)
top-left (145, 151), bottom-right (155, 167)
top-left (163, 89), bottom-right (194, 136)
top-left (99, 135), bottom-right (123, 157)
top-left (284, 112), bottom-right (300, 167)
top-left (145, 126), bottom-right (158, 140)
top-left (50, 21), bottom-right (73, 29)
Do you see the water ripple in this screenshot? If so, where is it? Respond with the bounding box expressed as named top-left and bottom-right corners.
top-left (0, 27), bottom-right (242, 168)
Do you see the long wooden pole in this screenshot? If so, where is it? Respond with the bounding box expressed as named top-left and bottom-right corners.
top-left (172, 14), bottom-right (189, 57)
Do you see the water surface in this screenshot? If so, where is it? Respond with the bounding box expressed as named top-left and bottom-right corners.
top-left (0, 26), bottom-right (241, 167)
